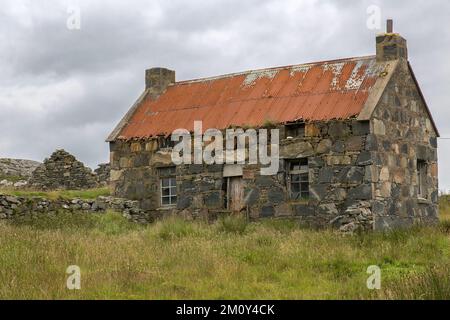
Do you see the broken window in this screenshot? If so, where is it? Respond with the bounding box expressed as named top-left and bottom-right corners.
top-left (288, 159), bottom-right (309, 200)
top-left (158, 135), bottom-right (175, 149)
top-left (159, 167), bottom-right (177, 206)
top-left (285, 123), bottom-right (305, 138)
top-left (417, 160), bottom-right (427, 199)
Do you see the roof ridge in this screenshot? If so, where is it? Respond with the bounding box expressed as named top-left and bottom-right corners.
top-left (175, 55), bottom-right (376, 85)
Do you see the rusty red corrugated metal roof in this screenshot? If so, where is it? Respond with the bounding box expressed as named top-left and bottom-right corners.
top-left (117, 55), bottom-right (391, 139)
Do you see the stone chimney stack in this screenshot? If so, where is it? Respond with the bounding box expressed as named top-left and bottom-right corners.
top-left (145, 67), bottom-right (175, 98)
top-left (376, 19), bottom-right (408, 62)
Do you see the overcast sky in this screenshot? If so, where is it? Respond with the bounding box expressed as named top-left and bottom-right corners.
top-left (1, 0), bottom-right (450, 190)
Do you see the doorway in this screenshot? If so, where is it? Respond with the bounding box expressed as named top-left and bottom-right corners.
top-left (226, 176), bottom-right (244, 212)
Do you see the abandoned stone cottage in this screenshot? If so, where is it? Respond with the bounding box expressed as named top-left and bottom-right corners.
top-left (107, 24), bottom-right (439, 231)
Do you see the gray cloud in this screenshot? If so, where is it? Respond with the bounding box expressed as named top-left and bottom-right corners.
top-left (1, 0), bottom-right (450, 191)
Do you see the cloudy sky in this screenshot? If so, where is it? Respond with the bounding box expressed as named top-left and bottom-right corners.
top-left (1, 0), bottom-right (450, 190)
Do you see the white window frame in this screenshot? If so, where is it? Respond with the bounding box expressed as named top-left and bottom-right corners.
top-left (159, 166), bottom-right (177, 207)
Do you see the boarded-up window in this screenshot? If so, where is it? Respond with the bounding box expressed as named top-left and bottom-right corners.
top-left (159, 167), bottom-right (177, 206)
top-left (288, 159), bottom-right (309, 200)
top-left (417, 160), bottom-right (427, 198)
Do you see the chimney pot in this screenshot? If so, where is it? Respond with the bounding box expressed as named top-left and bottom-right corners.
top-left (387, 19), bottom-right (393, 33)
top-left (376, 20), bottom-right (408, 62)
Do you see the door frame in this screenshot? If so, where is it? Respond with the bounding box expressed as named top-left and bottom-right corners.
top-left (225, 176), bottom-right (244, 212)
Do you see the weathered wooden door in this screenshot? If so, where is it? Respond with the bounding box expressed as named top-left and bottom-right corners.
top-left (228, 177), bottom-right (244, 212)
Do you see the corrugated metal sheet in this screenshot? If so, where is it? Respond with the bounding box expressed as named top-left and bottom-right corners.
top-left (118, 55), bottom-right (389, 139)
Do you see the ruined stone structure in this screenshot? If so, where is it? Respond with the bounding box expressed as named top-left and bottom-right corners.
top-left (30, 150), bottom-right (98, 190)
top-left (107, 23), bottom-right (439, 231)
top-left (95, 163), bottom-right (111, 186)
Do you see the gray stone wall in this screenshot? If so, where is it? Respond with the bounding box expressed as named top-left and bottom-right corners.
top-left (239, 120), bottom-right (373, 231)
top-left (29, 150), bottom-right (98, 190)
top-left (95, 163), bottom-right (111, 186)
top-left (110, 119), bottom-right (373, 231)
top-left (369, 60), bottom-right (439, 229)
top-left (0, 194), bottom-right (149, 223)
top-left (110, 140), bottom-right (161, 210)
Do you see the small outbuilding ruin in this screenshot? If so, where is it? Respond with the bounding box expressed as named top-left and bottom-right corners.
top-left (29, 149), bottom-right (98, 190)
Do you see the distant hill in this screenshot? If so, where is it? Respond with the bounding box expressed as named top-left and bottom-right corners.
top-left (0, 158), bottom-right (41, 181)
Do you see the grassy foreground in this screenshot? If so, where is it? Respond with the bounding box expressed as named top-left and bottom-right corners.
top-left (0, 200), bottom-right (450, 300)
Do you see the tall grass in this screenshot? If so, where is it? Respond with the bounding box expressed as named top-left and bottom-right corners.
top-left (1, 212), bottom-right (449, 300)
top-left (439, 195), bottom-right (450, 233)
top-left (382, 265), bottom-right (450, 299)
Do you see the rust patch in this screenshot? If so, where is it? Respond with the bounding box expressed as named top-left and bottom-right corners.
top-left (118, 56), bottom-right (389, 140)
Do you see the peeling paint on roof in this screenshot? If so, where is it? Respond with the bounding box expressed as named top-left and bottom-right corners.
top-left (289, 65), bottom-right (312, 76)
top-left (116, 55), bottom-right (390, 140)
top-left (242, 69), bottom-right (279, 87)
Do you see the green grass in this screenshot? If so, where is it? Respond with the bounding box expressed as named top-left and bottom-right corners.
top-left (0, 187), bottom-right (110, 200)
top-left (440, 194), bottom-right (450, 222)
top-left (1, 209), bottom-right (450, 300)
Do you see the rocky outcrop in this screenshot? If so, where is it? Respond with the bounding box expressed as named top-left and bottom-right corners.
top-left (0, 194), bottom-right (150, 223)
top-left (0, 158), bottom-right (41, 179)
top-left (29, 150), bottom-right (97, 190)
top-left (0, 179), bottom-right (29, 188)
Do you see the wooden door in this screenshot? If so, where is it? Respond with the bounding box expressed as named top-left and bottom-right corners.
top-left (228, 177), bottom-right (244, 212)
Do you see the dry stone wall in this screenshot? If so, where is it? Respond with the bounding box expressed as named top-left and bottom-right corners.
top-left (94, 163), bottom-right (111, 186)
top-left (0, 194), bottom-right (150, 223)
top-left (29, 150), bottom-right (98, 190)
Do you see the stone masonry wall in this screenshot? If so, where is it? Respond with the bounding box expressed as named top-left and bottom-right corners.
top-left (30, 150), bottom-right (98, 190)
top-left (0, 194), bottom-right (149, 223)
top-left (95, 163), bottom-right (111, 186)
top-left (110, 119), bottom-right (374, 231)
top-left (369, 60), bottom-right (439, 229)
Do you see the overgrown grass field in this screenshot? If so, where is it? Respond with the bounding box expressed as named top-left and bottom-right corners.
top-left (0, 196), bottom-right (449, 299)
